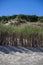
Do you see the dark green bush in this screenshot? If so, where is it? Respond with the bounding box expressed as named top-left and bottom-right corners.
top-left (40, 19), bottom-right (43, 22)
top-left (17, 14), bottom-right (28, 21)
top-left (38, 16), bottom-right (43, 22)
top-left (28, 15), bottom-right (38, 22)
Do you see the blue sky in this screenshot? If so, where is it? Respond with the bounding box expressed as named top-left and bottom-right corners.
top-left (0, 0), bottom-right (43, 16)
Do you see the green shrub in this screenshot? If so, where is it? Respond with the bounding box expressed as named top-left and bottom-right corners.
top-left (28, 15), bottom-right (38, 22)
top-left (16, 14), bottom-right (28, 21)
top-left (40, 19), bottom-right (43, 22)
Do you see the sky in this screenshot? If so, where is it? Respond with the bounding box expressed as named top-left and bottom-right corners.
top-left (0, 0), bottom-right (43, 16)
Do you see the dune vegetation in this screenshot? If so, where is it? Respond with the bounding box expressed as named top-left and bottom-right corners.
top-left (0, 14), bottom-right (43, 24)
top-left (0, 23), bottom-right (43, 35)
top-left (0, 14), bottom-right (43, 47)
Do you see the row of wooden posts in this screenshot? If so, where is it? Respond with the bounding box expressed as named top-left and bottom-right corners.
top-left (0, 31), bottom-right (43, 47)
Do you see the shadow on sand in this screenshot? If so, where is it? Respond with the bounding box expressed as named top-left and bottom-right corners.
top-left (0, 46), bottom-right (43, 54)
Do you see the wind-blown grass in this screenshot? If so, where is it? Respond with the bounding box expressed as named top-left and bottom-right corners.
top-left (0, 24), bottom-right (43, 36)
